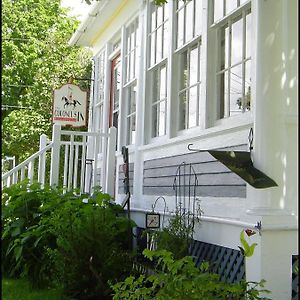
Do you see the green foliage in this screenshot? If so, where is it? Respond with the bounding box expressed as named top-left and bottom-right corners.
top-left (2, 182), bottom-right (136, 299)
top-left (153, 205), bottom-right (201, 259)
top-left (2, 0), bottom-right (92, 160)
top-left (2, 111), bottom-right (50, 161)
top-left (238, 230), bottom-right (258, 257)
top-left (111, 249), bottom-right (271, 300)
top-left (2, 277), bottom-right (67, 300)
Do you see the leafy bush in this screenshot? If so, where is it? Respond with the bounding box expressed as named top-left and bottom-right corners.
top-left (111, 249), bottom-right (271, 300)
top-left (2, 182), bottom-right (136, 299)
top-left (48, 192), bottom-right (136, 300)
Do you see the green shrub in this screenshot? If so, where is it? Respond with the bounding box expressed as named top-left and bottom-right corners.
top-left (2, 182), bottom-right (137, 299)
top-left (111, 249), bottom-right (271, 300)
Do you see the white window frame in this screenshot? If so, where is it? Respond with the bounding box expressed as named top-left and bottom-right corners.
top-left (123, 17), bottom-right (139, 146)
top-left (210, 0), bottom-right (252, 122)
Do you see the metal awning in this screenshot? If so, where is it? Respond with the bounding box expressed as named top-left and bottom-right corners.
top-left (188, 144), bottom-right (277, 189)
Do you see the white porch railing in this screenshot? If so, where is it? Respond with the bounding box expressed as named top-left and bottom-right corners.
top-left (2, 124), bottom-right (117, 196)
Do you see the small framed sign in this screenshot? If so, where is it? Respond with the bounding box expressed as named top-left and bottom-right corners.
top-left (146, 213), bottom-right (160, 229)
top-left (52, 83), bottom-right (87, 127)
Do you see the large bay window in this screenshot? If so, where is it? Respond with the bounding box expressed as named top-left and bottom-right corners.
top-left (213, 0), bottom-right (252, 119)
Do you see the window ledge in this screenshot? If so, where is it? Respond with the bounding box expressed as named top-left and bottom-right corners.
top-left (139, 114), bottom-right (253, 152)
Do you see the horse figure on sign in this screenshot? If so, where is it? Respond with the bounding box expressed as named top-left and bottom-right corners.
top-left (62, 93), bottom-right (81, 109)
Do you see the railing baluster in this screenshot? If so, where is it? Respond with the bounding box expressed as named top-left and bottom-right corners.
top-left (38, 134), bottom-right (47, 187)
top-left (28, 160), bottom-right (34, 184)
top-left (21, 167), bottom-right (25, 181)
top-left (63, 144), bottom-right (69, 193)
top-left (73, 145), bottom-right (79, 191)
top-left (68, 134), bottom-right (74, 192)
top-left (80, 135), bottom-right (87, 194)
top-left (93, 134), bottom-right (100, 190)
top-left (7, 176), bottom-right (11, 188)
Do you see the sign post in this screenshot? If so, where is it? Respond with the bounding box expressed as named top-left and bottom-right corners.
top-left (52, 83), bottom-right (87, 127)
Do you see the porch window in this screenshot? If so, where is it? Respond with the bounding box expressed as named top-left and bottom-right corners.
top-left (126, 83), bottom-right (137, 145)
top-left (124, 18), bottom-right (139, 145)
top-left (95, 49), bottom-right (106, 151)
top-left (151, 64), bottom-right (167, 137)
top-left (178, 41), bottom-right (202, 130)
top-left (149, 1), bottom-right (169, 67)
top-left (148, 1), bottom-right (169, 138)
top-left (175, 0), bottom-right (202, 49)
top-left (213, 1), bottom-right (252, 119)
top-left (125, 18), bottom-right (139, 84)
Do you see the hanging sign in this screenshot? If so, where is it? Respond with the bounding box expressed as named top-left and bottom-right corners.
top-left (52, 83), bottom-right (87, 127)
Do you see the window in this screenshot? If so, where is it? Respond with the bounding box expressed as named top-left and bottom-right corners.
top-left (148, 1), bottom-right (169, 138)
top-left (124, 18), bottom-right (139, 145)
top-left (126, 84), bottom-right (137, 145)
top-left (151, 64), bottom-right (167, 137)
top-left (213, 1), bottom-right (252, 119)
top-left (178, 42), bottom-right (202, 130)
top-left (149, 2), bottom-right (169, 67)
top-left (125, 18), bottom-right (139, 84)
top-left (95, 49), bottom-right (106, 151)
top-left (176, 0), bottom-right (202, 49)
top-left (175, 0), bottom-right (202, 131)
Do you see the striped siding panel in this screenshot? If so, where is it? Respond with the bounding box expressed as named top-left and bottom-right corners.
top-left (143, 145), bottom-right (247, 198)
top-left (118, 163), bottom-right (134, 194)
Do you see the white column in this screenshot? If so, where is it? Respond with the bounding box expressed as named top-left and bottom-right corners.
top-left (245, 1), bottom-right (298, 298)
top-left (50, 124), bottom-right (61, 187)
top-left (105, 127), bottom-right (117, 196)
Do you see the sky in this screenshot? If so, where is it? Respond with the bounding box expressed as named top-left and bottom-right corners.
top-left (60, 0), bottom-right (91, 22)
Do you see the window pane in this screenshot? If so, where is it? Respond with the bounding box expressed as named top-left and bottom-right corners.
top-left (164, 4), bottom-right (169, 20)
top-left (217, 72), bottom-right (225, 119)
top-left (195, 0), bottom-right (202, 36)
top-left (231, 17), bottom-right (243, 65)
top-left (158, 100), bottom-right (166, 136)
top-left (160, 66), bottom-right (167, 99)
top-left (179, 91), bottom-right (187, 129)
top-left (214, 0), bottom-right (224, 22)
top-left (153, 68), bottom-right (159, 101)
top-left (177, 9), bottom-right (184, 48)
top-left (157, 5), bottom-right (163, 25)
top-left (246, 12), bottom-right (251, 59)
top-left (163, 23), bottom-right (169, 58)
top-left (177, 0), bottom-right (184, 10)
top-left (130, 50), bottom-right (135, 79)
top-left (152, 104), bottom-right (158, 137)
top-left (180, 51), bottom-right (188, 89)
top-left (156, 27), bottom-right (163, 62)
top-left (188, 86), bottom-right (198, 128)
top-left (226, 0), bottom-right (237, 15)
top-left (189, 46), bottom-right (199, 85)
top-left (185, 0), bottom-right (194, 42)
top-left (151, 5), bottom-right (156, 32)
top-left (150, 33), bottom-right (156, 66)
top-left (245, 60), bottom-right (251, 110)
top-left (220, 26), bottom-right (229, 70)
top-left (230, 64), bottom-right (243, 115)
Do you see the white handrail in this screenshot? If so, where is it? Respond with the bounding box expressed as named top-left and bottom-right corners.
top-left (2, 143), bottom-right (53, 180)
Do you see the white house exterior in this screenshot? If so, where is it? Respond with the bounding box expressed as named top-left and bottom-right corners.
top-left (69, 0), bottom-right (298, 298)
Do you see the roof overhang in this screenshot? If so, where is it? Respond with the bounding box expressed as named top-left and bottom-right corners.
top-left (69, 0), bottom-right (126, 47)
